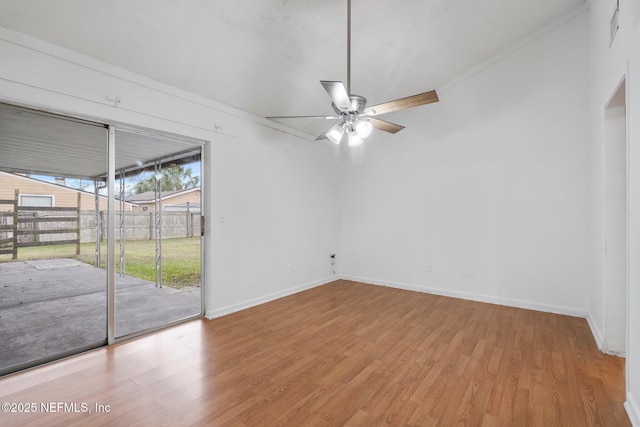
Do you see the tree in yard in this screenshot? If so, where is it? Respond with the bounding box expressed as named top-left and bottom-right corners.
top-left (132, 165), bottom-right (199, 195)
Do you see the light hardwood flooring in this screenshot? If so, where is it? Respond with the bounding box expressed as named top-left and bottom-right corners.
top-left (0, 280), bottom-right (629, 426)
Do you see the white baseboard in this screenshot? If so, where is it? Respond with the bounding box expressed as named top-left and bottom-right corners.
top-left (585, 312), bottom-right (606, 352)
top-left (205, 275), bottom-right (337, 319)
top-left (626, 392), bottom-right (640, 427)
top-left (341, 275), bottom-right (588, 318)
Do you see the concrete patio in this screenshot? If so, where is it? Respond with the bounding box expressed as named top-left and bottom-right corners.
top-left (0, 259), bottom-right (201, 373)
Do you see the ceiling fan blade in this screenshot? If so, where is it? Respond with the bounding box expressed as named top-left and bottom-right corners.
top-left (314, 124), bottom-right (334, 141)
top-left (266, 115), bottom-right (340, 120)
top-left (365, 90), bottom-right (439, 116)
top-left (370, 118), bottom-right (405, 134)
top-left (320, 81), bottom-right (352, 111)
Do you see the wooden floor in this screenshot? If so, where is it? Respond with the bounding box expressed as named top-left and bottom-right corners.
top-left (0, 280), bottom-right (629, 426)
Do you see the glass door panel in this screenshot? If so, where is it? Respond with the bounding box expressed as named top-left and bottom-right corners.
top-left (0, 104), bottom-right (108, 375)
top-left (113, 129), bottom-right (202, 338)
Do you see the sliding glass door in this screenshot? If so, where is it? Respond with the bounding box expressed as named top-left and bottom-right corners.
top-left (113, 129), bottom-right (202, 338)
top-left (0, 103), bottom-right (203, 375)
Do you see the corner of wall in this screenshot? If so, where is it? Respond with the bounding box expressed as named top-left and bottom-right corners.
top-left (625, 394), bottom-right (640, 427)
top-left (204, 275), bottom-right (338, 319)
top-left (585, 310), bottom-right (606, 352)
top-left (342, 275), bottom-right (590, 319)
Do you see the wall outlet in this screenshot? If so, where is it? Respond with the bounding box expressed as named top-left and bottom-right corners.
top-left (426, 264), bottom-right (432, 274)
top-left (459, 268), bottom-right (475, 279)
top-left (288, 264), bottom-right (293, 275)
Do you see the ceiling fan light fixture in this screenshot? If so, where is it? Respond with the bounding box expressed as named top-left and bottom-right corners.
top-left (326, 124), bottom-right (345, 145)
top-left (347, 130), bottom-right (363, 147)
top-left (264, 0), bottom-right (439, 147)
top-left (355, 119), bottom-right (373, 138)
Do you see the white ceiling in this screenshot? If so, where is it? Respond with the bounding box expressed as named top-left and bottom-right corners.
top-left (0, 0), bottom-right (585, 137)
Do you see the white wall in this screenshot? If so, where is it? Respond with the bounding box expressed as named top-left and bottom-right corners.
top-left (210, 124), bottom-right (341, 316)
top-left (589, 0), bottom-right (640, 424)
top-left (340, 12), bottom-right (592, 316)
top-left (0, 27), bottom-right (341, 319)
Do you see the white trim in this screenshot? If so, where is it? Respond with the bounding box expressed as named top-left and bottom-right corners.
top-left (599, 74), bottom-right (628, 357)
top-left (625, 60), bottom-right (632, 406)
top-left (128, 187), bottom-right (201, 204)
top-left (586, 311), bottom-right (606, 352)
top-left (199, 140), bottom-right (208, 320)
top-left (18, 193), bottom-right (54, 207)
top-left (438, 2), bottom-right (589, 94)
top-left (205, 275), bottom-right (337, 319)
top-left (341, 275), bottom-right (589, 318)
top-left (163, 204), bottom-right (201, 213)
top-left (0, 26), bottom-right (316, 141)
top-left (106, 126), bottom-right (116, 344)
top-left (626, 393), bottom-right (640, 427)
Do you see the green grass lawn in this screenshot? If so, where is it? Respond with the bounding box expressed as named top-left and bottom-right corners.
top-left (0, 238), bottom-right (200, 289)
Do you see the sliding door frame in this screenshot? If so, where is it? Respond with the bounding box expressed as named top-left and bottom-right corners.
top-left (108, 125), bottom-right (206, 344)
top-left (107, 125), bottom-right (116, 344)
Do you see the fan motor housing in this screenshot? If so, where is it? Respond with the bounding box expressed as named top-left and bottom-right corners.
top-left (332, 94), bottom-right (367, 115)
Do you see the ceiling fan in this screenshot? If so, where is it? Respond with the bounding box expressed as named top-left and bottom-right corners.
top-left (267, 0), bottom-right (439, 146)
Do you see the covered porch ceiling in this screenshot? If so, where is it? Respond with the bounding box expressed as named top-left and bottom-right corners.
top-left (0, 103), bottom-right (201, 181)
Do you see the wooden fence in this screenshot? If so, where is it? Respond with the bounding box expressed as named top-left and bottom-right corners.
top-left (0, 189), bottom-right (81, 259)
top-left (84, 210), bottom-right (201, 242)
top-left (1, 190), bottom-right (200, 259)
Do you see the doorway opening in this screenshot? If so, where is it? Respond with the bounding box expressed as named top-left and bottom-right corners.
top-left (603, 77), bottom-right (627, 356)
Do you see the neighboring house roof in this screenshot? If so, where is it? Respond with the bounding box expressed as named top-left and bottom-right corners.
top-left (125, 187), bottom-right (200, 204)
top-left (0, 171), bottom-right (136, 207)
top-left (164, 203), bottom-right (201, 212)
